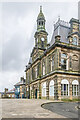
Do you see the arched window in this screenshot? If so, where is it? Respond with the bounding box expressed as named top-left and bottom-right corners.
top-left (49, 80), bottom-right (54, 96)
top-left (72, 36), bottom-right (78, 45)
top-left (39, 21), bottom-right (40, 25)
top-left (61, 79), bottom-right (69, 96)
top-left (42, 21), bottom-right (43, 25)
top-left (42, 82), bottom-right (46, 97)
top-left (61, 53), bottom-right (67, 70)
top-left (72, 80), bottom-right (79, 96)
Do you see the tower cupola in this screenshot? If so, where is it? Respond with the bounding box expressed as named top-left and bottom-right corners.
top-left (37, 6), bottom-right (46, 31)
top-left (34, 6), bottom-right (48, 49)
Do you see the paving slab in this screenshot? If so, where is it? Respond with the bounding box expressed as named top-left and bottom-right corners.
top-left (1, 99), bottom-right (66, 118)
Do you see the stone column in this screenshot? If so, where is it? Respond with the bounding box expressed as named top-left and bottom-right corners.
top-left (31, 85), bottom-right (34, 99)
top-left (69, 81), bottom-right (72, 100)
top-left (30, 85), bottom-right (32, 99)
top-left (46, 81), bottom-right (49, 100)
top-left (37, 82), bottom-right (41, 99)
top-left (57, 79), bottom-right (61, 100)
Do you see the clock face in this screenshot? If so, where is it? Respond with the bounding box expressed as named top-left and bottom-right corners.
top-left (41, 37), bottom-right (44, 41)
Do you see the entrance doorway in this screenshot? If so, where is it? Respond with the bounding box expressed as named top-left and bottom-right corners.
top-left (35, 89), bottom-right (37, 99)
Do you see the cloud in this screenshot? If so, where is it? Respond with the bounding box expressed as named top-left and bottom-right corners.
top-left (0, 71), bottom-right (24, 91)
top-left (0, 2), bottom-right (78, 91)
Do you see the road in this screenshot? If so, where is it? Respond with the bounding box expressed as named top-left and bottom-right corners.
top-left (42, 102), bottom-right (79, 118)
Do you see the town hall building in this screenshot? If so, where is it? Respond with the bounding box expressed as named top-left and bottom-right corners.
top-left (25, 6), bottom-right (80, 100)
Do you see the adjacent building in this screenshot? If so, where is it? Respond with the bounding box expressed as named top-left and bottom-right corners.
top-left (0, 88), bottom-right (15, 98)
top-left (14, 77), bottom-right (26, 98)
top-left (25, 6), bottom-right (80, 100)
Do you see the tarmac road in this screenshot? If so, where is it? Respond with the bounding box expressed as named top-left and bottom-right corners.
top-left (42, 102), bottom-right (79, 118)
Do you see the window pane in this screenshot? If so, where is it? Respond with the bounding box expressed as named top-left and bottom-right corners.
top-left (61, 53), bottom-right (67, 58)
top-left (64, 84), bottom-right (66, 91)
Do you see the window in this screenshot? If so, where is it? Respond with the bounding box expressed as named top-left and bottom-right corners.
top-left (61, 79), bottom-right (69, 96)
top-left (41, 41), bottom-right (44, 48)
top-left (49, 80), bottom-right (54, 96)
top-left (51, 55), bottom-right (54, 71)
top-left (69, 56), bottom-right (72, 68)
top-left (39, 22), bottom-right (40, 25)
top-left (12, 95), bottom-right (14, 98)
top-left (9, 95), bottom-right (10, 97)
top-left (72, 36), bottom-right (78, 45)
top-left (35, 66), bottom-right (37, 78)
top-left (43, 61), bottom-right (45, 75)
top-left (42, 21), bottom-right (43, 25)
top-left (61, 53), bottom-right (67, 70)
top-left (42, 82), bottom-right (46, 97)
top-left (17, 88), bottom-right (20, 92)
top-left (72, 80), bottom-right (79, 96)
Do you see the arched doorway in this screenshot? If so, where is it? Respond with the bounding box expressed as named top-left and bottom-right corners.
top-left (35, 89), bottom-right (37, 99)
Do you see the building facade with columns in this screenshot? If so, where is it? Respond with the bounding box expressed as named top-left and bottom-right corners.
top-left (25, 6), bottom-right (80, 100)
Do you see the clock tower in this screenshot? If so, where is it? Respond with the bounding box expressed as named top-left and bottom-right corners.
top-left (34, 6), bottom-right (48, 49)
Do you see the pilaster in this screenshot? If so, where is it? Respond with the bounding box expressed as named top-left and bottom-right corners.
top-left (46, 81), bottom-right (49, 99)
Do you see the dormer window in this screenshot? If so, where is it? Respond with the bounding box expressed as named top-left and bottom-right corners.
top-left (72, 36), bottom-right (78, 45)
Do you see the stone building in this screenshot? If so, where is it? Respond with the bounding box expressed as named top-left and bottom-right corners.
top-left (1, 88), bottom-right (15, 98)
top-left (14, 77), bottom-right (26, 98)
top-left (25, 6), bottom-right (80, 100)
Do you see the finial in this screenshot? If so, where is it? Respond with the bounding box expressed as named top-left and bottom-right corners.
top-left (40, 6), bottom-right (42, 13)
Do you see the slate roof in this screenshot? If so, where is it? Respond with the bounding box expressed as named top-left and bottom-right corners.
top-left (50, 18), bottom-right (70, 46)
top-left (14, 80), bottom-right (26, 86)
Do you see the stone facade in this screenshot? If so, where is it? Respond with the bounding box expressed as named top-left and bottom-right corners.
top-left (25, 6), bottom-right (80, 100)
top-left (1, 88), bottom-right (15, 98)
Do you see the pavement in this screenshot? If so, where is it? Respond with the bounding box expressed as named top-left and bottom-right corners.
top-left (1, 99), bottom-right (66, 119)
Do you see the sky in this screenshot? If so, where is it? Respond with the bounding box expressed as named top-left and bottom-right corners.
top-left (0, 1), bottom-right (79, 91)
